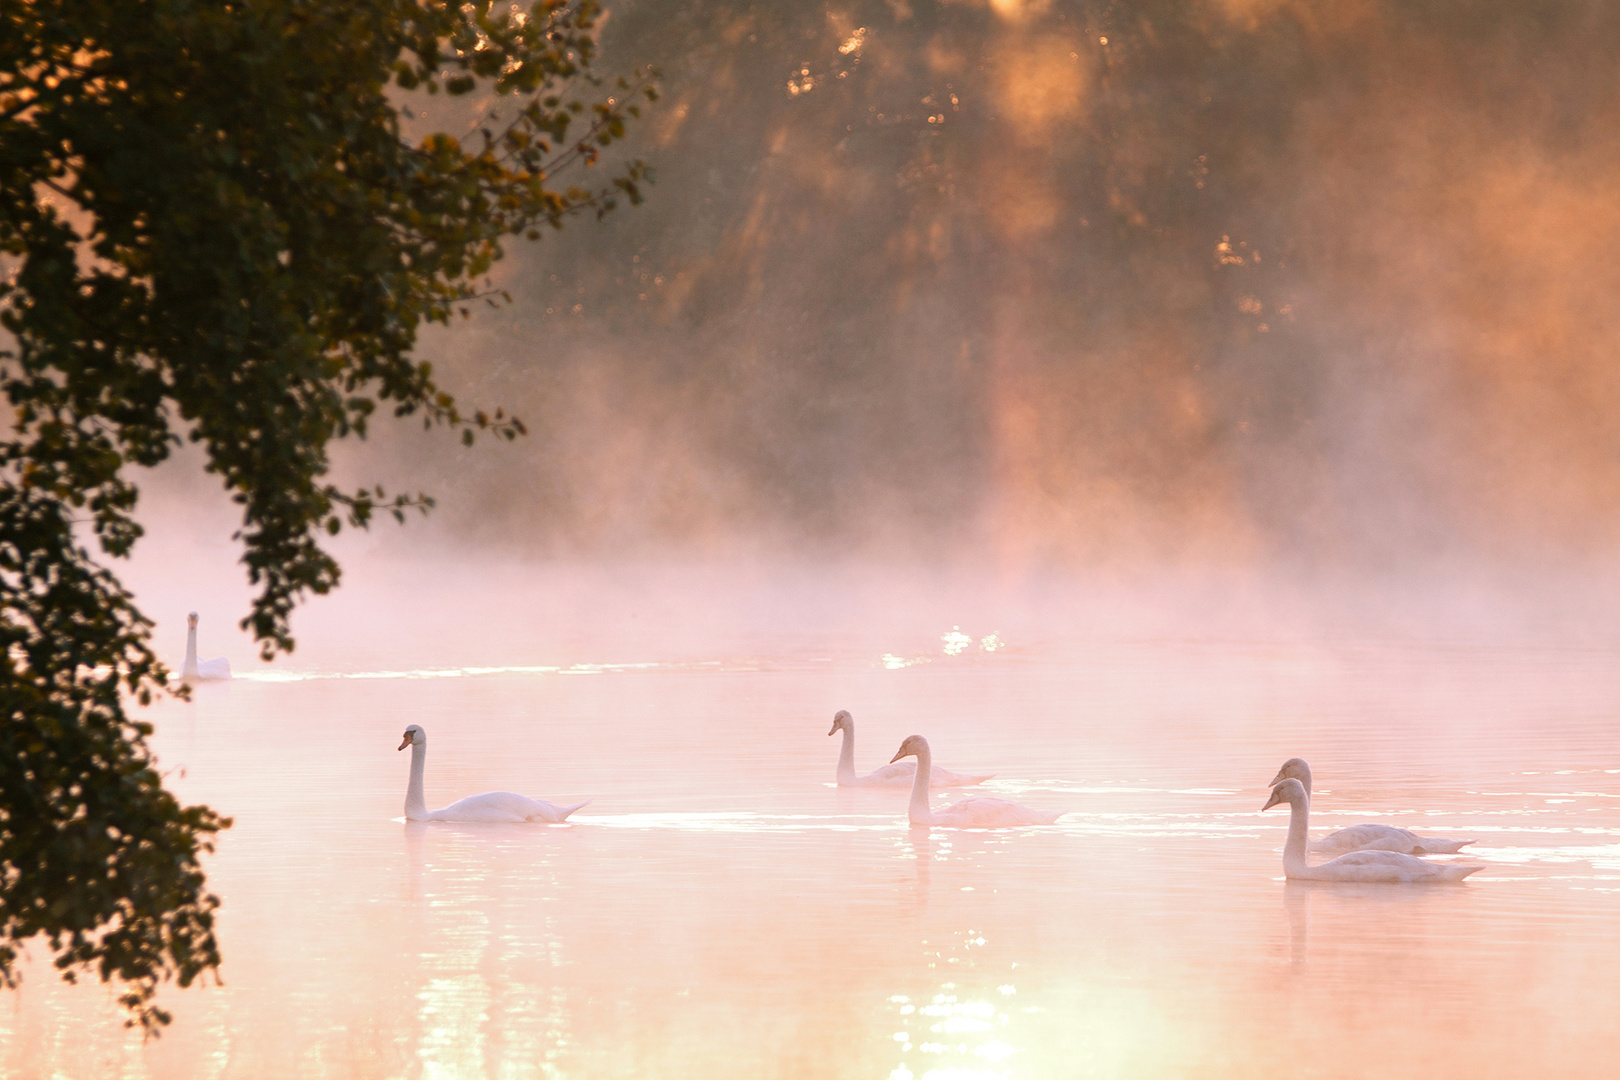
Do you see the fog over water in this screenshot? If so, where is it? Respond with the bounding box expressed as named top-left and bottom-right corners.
top-left (8, 2), bottom-right (1620, 1077)
top-left (6, 595), bottom-right (1620, 1078)
top-left (336, 0), bottom-right (1620, 571)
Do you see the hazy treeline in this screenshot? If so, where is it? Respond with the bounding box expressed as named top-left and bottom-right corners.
top-left (352, 0), bottom-right (1620, 569)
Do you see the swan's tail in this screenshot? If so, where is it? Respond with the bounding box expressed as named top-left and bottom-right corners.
top-left (555, 799), bottom-right (591, 821)
top-left (1415, 838), bottom-right (1475, 855)
top-left (1440, 863), bottom-right (1486, 881)
top-left (939, 773), bottom-right (997, 790)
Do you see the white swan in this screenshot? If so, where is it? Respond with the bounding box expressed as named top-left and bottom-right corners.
top-left (181, 612), bottom-right (231, 681)
top-left (892, 735), bottom-right (1062, 828)
top-left (398, 724), bottom-right (587, 823)
top-left (830, 710), bottom-right (993, 788)
top-left (1263, 779), bottom-right (1483, 883)
top-left (1270, 758), bottom-right (1475, 855)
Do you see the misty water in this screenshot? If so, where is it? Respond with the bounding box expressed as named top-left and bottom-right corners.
top-left (11, 2), bottom-right (1620, 1076)
top-left (3, 568), bottom-right (1619, 1079)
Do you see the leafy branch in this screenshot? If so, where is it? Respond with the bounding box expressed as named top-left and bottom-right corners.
top-left (0, 0), bottom-right (656, 1032)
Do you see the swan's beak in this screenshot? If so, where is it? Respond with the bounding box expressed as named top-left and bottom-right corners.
top-left (1261, 785), bottom-right (1286, 812)
top-left (398, 734), bottom-right (413, 751)
top-left (889, 747), bottom-right (907, 764)
top-left (827, 723), bottom-right (838, 736)
top-left (1267, 766), bottom-right (1287, 787)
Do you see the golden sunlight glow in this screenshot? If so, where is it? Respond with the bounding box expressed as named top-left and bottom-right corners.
top-left (994, 36), bottom-right (1088, 144)
top-left (885, 975), bottom-right (1025, 1080)
top-left (415, 921), bottom-right (493, 1078)
top-left (1205, 0), bottom-right (1295, 30)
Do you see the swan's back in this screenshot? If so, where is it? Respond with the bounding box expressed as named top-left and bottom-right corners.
top-left (431, 792), bottom-right (587, 823)
top-left (196, 656), bottom-right (232, 680)
top-left (933, 766), bottom-right (995, 787)
top-left (842, 761), bottom-right (918, 788)
top-left (1307, 850), bottom-right (1484, 883)
top-left (841, 762), bottom-right (995, 789)
top-left (1312, 823), bottom-right (1474, 855)
top-left (933, 796), bottom-right (1063, 828)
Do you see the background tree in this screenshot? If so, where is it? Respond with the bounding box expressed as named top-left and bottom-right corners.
top-left (400, 0), bottom-right (1620, 568)
top-left (0, 0), bottom-right (655, 1031)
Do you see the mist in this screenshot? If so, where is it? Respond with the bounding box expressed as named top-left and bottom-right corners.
top-left (241, 0), bottom-right (1605, 580)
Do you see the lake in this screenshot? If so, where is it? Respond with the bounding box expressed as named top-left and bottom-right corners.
top-left (3, 570), bottom-right (1619, 1079)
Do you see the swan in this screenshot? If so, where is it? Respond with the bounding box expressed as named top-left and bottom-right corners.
top-left (891, 735), bottom-right (1063, 828)
top-left (398, 724), bottom-right (587, 823)
top-left (1263, 779), bottom-right (1483, 883)
top-left (1270, 758), bottom-right (1475, 855)
top-left (829, 710), bottom-right (993, 788)
top-left (181, 612), bottom-right (231, 681)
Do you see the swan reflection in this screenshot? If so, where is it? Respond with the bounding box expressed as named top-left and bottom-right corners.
top-left (1283, 881), bottom-right (1309, 969)
top-left (1280, 876), bottom-right (1468, 972)
top-left (903, 823), bottom-right (934, 910)
top-left (401, 818), bottom-right (572, 1077)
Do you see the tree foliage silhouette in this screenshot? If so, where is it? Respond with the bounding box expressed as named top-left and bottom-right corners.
top-left (0, 0), bottom-right (654, 1031)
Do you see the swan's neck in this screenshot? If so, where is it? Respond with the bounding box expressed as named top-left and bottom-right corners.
top-left (1282, 793), bottom-right (1312, 877)
top-left (1297, 764), bottom-right (1313, 797)
top-left (907, 742), bottom-right (935, 826)
top-left (182, 623), bottom-right (199, 679)
top-left (405, 742), bottom-right (429, 821)
top-left (836, 725), bottom-right (858, 784)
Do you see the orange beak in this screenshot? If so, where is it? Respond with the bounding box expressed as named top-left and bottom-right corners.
top-left (398, 733), bottom-right (413, 751)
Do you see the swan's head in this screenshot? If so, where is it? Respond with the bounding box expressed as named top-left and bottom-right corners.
top-left (890, 734), bottom-right (929, 763)
top-left (399, 724), bottom-right (425, 751)
top-left (1262, 777), bottom-right (1308, 812)
top-left (828, 709), bottom-right (852, 737)
top-left (1269, 757), bottom-right (1312, 794)
top-left (187, 611), bottom-right (198, 628)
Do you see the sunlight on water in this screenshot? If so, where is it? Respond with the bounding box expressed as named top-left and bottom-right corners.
top-left (5, 627), bottom-right (1620, 1078)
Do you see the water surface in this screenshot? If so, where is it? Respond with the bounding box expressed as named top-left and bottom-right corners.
top-left (3, 627), bottom-right (1618, 1079)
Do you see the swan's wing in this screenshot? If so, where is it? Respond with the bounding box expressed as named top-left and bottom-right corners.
top-left (1311, 824), bottom-right (1420, 853)
top-left (1315, 850), bottom-right (1482, 883)
top-left (192, 656), bottom-right (232, 680)
top-left (931, 766), bottom-right (995, 787)
top-left (935, 797), bottom-right (1062, 828)
top-left (1308, 850), bottom-right (1429, 882)
top-left (1328, 850), bottom-right (1424, 869)
top-left (837, 746), bottom-right (986, 788)
top-left (845, 762), bottom-right (916, 787)
top-left (1312, 824), bottom-right (1476, 856)
top-left (430, 792), bottom-right (535, 823)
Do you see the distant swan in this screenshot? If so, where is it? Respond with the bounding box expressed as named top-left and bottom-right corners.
top-left (181, 612), bottom-right (231, 682)
top-left (398, 724), bottom-right (587, 823)
top-left (892, 735), bottom-right (1062, 828)
top-left (1263, 779), bottom-right (1483, 883)
top-left (829, 710), bottom-right (993, 788)
top-left (1270, 758), bottom-right (1475, 855)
